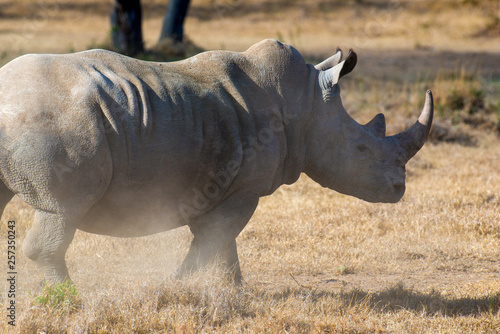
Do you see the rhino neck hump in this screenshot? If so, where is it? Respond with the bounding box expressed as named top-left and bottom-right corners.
top-left (266, 65), bottom-right (317, 191)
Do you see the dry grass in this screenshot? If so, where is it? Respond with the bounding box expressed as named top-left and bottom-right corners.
top-left (12, 274), bottom-right (500, 333)
top-left (1, 0), bottom-right (500, 333)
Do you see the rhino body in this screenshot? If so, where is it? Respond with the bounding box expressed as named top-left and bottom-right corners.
top-left (0, 40), bottom-right (433, 284)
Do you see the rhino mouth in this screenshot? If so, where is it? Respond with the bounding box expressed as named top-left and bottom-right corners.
top-left (391, 181), bottom-right (406, 200)
top-left (350, 177), bottom-right (405, 203)
top-left (384, 168), bottom-right (406, 203)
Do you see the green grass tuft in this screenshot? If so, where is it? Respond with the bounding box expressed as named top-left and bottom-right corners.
top-left (31, 280), bottom-right (81, 314)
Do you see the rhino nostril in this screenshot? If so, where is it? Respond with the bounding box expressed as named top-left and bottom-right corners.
top-left (393, 183), bottom-right (405, 196)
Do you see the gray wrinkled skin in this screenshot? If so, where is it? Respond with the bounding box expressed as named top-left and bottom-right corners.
top-left (0, 40), bottom-right (433, 284)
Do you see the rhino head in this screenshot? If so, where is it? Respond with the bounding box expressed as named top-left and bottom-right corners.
top-left (304, 50), bottom-right (433, 203)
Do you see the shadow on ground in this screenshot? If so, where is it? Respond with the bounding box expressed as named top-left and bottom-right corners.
top-left (271, 283), bottom-right (500, 316)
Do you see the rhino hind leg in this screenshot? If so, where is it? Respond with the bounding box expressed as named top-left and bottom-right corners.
top-left (0, 181), bottom-right (14, 216)
top-left (176, 193), bottom-right (259, 284)
top-left (20, 161), bottom-right (112, 285)
top-left (22, 210), bottom-right (76, 284)
top-left (21, 169), bottom-right (110, 286)
top-left (8, 122), bottom-right (113, 285)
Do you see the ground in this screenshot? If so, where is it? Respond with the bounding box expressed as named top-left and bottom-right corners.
top-left (0, 0), bottom-right (499, 333)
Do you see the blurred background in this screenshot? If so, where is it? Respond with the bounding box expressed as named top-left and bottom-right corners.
top-left (0, 0), bottom-right (499, 59)
top-left (1, 0), bottom-right (499, 136)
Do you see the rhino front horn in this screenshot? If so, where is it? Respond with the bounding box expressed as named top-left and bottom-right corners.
top-left (392, 90), bottom-right (434, 161)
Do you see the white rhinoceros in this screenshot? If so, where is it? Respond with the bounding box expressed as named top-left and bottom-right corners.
top-left (0, 39), bottom-right (432, 284)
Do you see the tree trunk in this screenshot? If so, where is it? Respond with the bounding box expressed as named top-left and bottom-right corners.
top-left (159, 0), bottom-right (191, 43)
top-left (110, 0), bottom-right (144, 56)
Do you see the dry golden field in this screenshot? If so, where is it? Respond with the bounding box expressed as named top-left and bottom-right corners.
top-left (1, 0), bottom-right (500, 333)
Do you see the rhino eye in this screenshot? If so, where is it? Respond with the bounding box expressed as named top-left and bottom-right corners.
top-left (356, 144), bottom-right (368, 153)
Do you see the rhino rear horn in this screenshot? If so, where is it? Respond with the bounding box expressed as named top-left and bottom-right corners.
top-left (392, 90), bottom-right (434, 161)
top-left (365, 113), bottom-right (386, 137)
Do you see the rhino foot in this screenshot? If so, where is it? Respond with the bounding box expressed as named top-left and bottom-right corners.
top-left (175, 238), bottom-right (242, 284)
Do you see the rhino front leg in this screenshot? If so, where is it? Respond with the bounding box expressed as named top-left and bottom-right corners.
top-left (22, 210), bottom-right (76, 285)
top-left (178, 236), bottom-right (243, 282)
top-left (176, 193), bottom-right (259, 283)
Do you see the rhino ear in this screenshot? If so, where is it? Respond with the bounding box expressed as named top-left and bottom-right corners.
top-left (339, 50), bottom-right (357, 78)
top-left (315, 48), bottom-right (342, 71)
top-left (318, 50), bottom-right (357, 101)
top-left (365, 113), bottom-right (386, 137)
